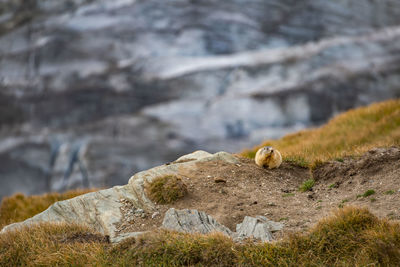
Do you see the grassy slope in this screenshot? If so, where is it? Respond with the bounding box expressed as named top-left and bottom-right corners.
top-left (0, 189), bottom-right (96, 230)
top-left (241, 99), bottom-right (400, 168)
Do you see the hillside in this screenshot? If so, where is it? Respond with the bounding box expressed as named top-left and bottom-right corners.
top-left (2, 0), bottom-right (400, 199)
top-left (0, 99), bottom-right (399, 266)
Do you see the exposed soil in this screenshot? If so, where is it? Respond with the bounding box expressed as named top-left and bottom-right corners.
top-left (118, 147), bottom-right (400, 240)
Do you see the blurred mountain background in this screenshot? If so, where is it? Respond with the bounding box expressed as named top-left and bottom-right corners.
top-left (0, 0), bottom-right (399, 199)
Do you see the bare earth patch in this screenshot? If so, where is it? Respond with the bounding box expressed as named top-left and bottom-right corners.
top-left (117, 147), bottom-right (400, 240)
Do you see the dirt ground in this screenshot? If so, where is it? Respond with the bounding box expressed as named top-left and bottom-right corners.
top-left (119, 147), bottom-right (400, 240)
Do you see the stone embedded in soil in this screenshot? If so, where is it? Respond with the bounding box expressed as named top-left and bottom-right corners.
top-left (235, 216), bottom-right (284, 242)
top-left (162, 208), bottom-right (284, 242)
top-left (161, 208), bottom-right (233, 236)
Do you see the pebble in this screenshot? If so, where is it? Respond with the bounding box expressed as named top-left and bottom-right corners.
top-left (152, 212), bottom-right (160, 219)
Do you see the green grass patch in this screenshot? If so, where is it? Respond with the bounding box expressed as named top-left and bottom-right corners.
top-left (385, 190), bottom-right (395, 195)
top-left (299, 179), bottom-right (315, 192)
top-left (362, 189), bottom-right (376, 198)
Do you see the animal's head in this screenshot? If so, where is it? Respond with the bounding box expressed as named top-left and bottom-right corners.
top-left (261, 146), bottom-right (274, 155)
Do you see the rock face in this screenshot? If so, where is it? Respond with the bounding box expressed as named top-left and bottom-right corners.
top-left (1, 0), bottom-right (400, 198)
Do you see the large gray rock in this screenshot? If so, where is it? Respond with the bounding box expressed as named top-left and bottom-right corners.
top-left (1, 0), bottom-right (400, 198)
top-left (0, 150), bottom-right (238, 243)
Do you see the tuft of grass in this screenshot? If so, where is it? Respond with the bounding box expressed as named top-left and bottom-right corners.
top-left (145, 175), bottom-right (188, 204)
top-left (241, 99), bottom-right (400, 168)
top-left (299, 179), bottom-right (315, 192)
top-left (362, 189), bottom-right (376, 198)
top-left (329, 183), bottom-right (337, 189)
top-left (385, 190), bottom-right (395, 195)
top-left (0, 189), bottom-right (97, 230)
top-left (1, 207), bottom-right (400, 266)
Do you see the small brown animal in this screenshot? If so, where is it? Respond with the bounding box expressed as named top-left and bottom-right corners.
top-left (255, 146), bottom-right (282, 169)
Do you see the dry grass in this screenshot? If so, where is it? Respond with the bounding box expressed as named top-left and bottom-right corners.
top-left (145, 175), bottom-right (188, 204)
top-left (0, 222), bottom-right (107, 267)
top-left (241, 99), bottom-right (400, 167)
top-left (1, 207), bottom-right (398, 266)
top-left (0, 189), bottom-right (96, 230)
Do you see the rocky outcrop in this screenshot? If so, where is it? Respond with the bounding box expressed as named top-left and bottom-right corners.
top-left (1, 0), bottom-right (400, 198)
top-left (0, 151), bottom-right (237, 242)
top-left (0, 150), bottom-right (285, 243)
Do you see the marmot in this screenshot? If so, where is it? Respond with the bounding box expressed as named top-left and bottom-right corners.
top-left (255, 146), bottom-right (282, 169)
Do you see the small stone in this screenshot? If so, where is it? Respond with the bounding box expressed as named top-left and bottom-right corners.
top-left (136, 209), bottom-right (144, 214)
top-left (152, 212), bottom-right (160, 219)
top-left (141, 214), bottom-right (146, 218)
top-left (267, 202), bottom-right (276, 206)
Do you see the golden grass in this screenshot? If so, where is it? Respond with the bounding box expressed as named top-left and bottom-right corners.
top-left (241, 99), bottom-right (400, 167)
top-left (0, 189), bottom-right (97, 230)
top-left (0, 223), bottom-right (107, 267)
top-left (145, 175), bottom-right (188, 204)
top-left (1, 207), bottom-right (399, 266)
